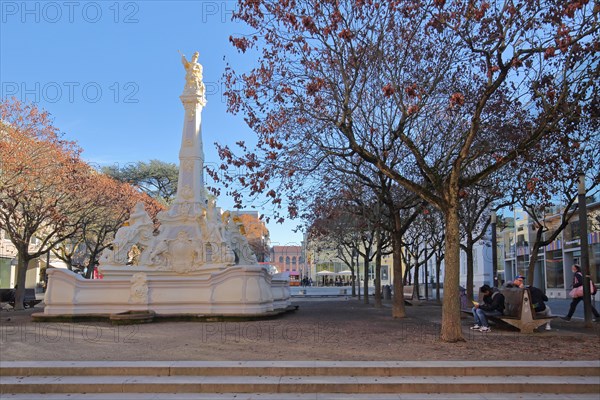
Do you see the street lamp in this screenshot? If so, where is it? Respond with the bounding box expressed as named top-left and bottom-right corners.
top-left (577, 173), bottom-right (593, 327)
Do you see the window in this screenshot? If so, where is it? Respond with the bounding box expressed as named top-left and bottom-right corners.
top-left (545, 250), bottom-right (564, 288)
top-left (571, 222), bottom-right (580, 239)
top-left (381, 265), bottom-right (389, 281)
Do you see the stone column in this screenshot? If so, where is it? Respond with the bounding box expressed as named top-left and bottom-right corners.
top-left (174, 92), bottom-right (206, 207)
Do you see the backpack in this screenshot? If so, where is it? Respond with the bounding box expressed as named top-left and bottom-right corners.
top-left (490, 291), bottom-right (505, 312)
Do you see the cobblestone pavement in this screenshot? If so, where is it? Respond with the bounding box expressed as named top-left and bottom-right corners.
top-left (1, 297), bottom-right (599, 361)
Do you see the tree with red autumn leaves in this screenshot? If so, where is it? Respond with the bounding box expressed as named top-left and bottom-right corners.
top-left (221, 0), bottom-right (598, 342)
top-left (1, 99), bottom-right (94, 309)
top-left (0, 99), bottom-right (164, 308)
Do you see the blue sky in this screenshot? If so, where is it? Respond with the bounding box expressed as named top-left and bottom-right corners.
top-left (0, 0), bottom-right (304, 246)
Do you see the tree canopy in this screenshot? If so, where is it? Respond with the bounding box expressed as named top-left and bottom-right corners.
top-left (102, 159), bottom-right (179, 205)
top-left (220, 0), bottom-right (599, 342)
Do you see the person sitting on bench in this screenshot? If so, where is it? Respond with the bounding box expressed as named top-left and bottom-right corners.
top-left (471, 284), bottom-right (505, 333)
top-left (504, 275), bottom-right (525, 289)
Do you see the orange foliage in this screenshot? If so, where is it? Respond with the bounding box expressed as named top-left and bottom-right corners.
top-left (235, 213), bottom-right (269, 261)
top-left (236, 213), bottom-right (269, 239)
top-left (1, 99), bottom-right (85, 246)
top-left (0, 98), bottom-right (165, 297)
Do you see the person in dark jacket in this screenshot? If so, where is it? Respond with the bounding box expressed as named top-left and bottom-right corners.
top-left (471, 284), bottom-right (504, 332)
top-left (562, 264), bottom-right (600, 322)
top-left (528, 285), bottom-right (553, 331)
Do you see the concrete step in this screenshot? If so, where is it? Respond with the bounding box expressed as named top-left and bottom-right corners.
top-left (1, 361), bottom-right (598, 396)
top-left (1, 374), bottom-right (599, 394)
top-left (2, 394), bottom-right (600, 400)
top-left (2, 360), bottom-right (599, 377)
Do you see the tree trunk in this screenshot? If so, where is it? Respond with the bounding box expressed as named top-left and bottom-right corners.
top-left (424, 246), bottom-right (429, 301)
top-left (363, 255), bottom-right (369, 304)
top-left (465, 242), bottom-right (474, 301)
top-left (440, 203), bottom-right (465, 342)
top-left (436, 258), bottom-right (442, 302)
top-left (527, 248), bottom-right (540, 286)
top-left (355, 251), bottom-right (361, 300)
top-left (85, 262), bottom-right (95, 279)
top-left (374, 230), bottom-right (382, 308)
top-left (391, 230), bottom-right (406, 318)
top-left (527, 227), bottom-right (544, 285)
top-left (13, 248), bottom-right (30, 311)
top-left (403, 249), bottom-right (410, 285)
top-left (85, 249), bottom-right (102, 279)
top-left (413, 262), bottom-right (420, 299)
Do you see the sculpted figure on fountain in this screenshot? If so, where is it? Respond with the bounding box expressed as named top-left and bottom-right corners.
top-left (180, 51), bottom-right (206, 103)
top-left (223, 212), bottom-right (258, 265)
top-left (99, 202), bottom-right (154, 266)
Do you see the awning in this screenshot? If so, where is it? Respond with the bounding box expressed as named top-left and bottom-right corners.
top-left (48, 261), bottom-right (69, 269)
top-left (316, 271), bottom-right (337, 276)
top-left (289, 271), bottom-right (300, 276)
top-left (338, 270), bottom-right (353, 275)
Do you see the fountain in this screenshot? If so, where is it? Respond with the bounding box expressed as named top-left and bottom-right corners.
top-left (39, 52), bottom-right (291, 319)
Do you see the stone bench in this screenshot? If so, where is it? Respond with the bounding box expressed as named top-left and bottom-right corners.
top-left (489, 288), bottom-right (555, 334)
top-left (0, 288), bottom-right (41, 309)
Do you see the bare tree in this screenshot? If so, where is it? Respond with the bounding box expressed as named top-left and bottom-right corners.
top-left (222, 0), bottom-right (598, 342)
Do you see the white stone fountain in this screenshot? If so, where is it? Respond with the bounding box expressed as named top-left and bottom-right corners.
top-left (41, 52), bottom-right (291, 318)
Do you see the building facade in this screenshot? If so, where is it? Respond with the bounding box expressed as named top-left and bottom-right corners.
top-left (498, 203), bottom-right (600, 299)
top-left (270, 245), bottom-right (307, 286)
top-left (0, 229), bottom-right (44, 289)
top-left (459, 202), bottom-right (600, 298)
